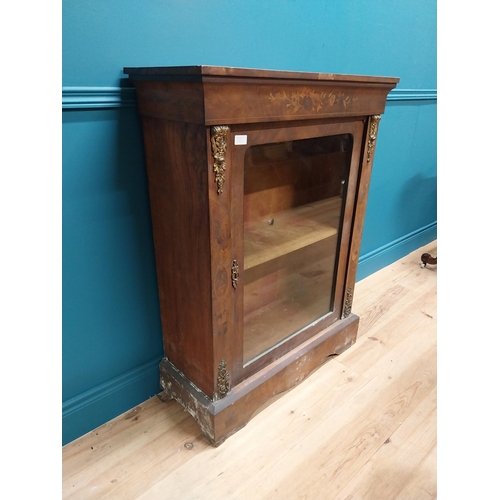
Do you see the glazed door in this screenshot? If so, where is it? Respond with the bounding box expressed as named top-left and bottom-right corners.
top-left (230, 120), bottom-right (365, 377)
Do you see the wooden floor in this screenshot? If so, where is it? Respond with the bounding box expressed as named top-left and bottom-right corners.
top-left (62, 241), bottom-right (437, 500)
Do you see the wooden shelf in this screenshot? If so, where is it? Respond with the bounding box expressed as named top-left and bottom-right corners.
top-left (244, 197), bottom-right (342, 271)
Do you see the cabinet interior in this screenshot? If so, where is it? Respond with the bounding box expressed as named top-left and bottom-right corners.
top-left (243, 134), bottom-right (353, 363)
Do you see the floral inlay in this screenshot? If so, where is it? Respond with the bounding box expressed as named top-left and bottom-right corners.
top-left (269, 88), bottom-right (358, 113)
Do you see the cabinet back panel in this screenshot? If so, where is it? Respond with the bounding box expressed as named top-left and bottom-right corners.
top-left (245, 156), bottom-right (350, 225)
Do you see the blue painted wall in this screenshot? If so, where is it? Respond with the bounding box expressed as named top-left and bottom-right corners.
top-left (62, 0), bottom-right (436, 444)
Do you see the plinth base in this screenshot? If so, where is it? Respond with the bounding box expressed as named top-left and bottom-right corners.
top-left (160, 314), bottom-right (359, 446)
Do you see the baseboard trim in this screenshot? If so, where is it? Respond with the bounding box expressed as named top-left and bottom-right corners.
top-left (62, 87), bottom-right (437, 110)
top-left (356, 222), bottom-right (437, 282)
top-left (62, 357), bottom-right (161, 445)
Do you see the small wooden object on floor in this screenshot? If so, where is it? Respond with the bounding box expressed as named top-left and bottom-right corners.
top-left (421, 252), bottom-right (437, 267)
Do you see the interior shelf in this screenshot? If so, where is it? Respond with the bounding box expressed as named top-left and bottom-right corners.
top-left (244, 196), bottom-right (342, 271)
top-left (243, 250), bottom-right (335, 363)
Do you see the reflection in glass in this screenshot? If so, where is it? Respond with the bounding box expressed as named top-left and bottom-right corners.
top-left (243, 134), bottom-right (353, 364)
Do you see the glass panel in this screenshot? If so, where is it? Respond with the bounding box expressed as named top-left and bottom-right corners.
top-left (243, 134), bottom-right (353, 364)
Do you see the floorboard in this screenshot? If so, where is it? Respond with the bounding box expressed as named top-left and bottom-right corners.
top-left (62, 241), bottom-right (437, 500)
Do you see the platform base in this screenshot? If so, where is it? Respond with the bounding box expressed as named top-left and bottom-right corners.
top-left (160, 314), bottom-right (359, 446)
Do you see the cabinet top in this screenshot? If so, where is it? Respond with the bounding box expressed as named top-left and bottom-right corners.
top-left (123, 65), bottom-right (399, 85)
top-left (124, 65), bottom-right (399, 125)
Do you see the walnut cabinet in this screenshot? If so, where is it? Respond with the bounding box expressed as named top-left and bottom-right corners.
top-left (124, 66), bottom-right (399, 445)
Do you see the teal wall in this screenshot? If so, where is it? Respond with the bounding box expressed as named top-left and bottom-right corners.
top-left (62, 0), bottom-right (437, 445)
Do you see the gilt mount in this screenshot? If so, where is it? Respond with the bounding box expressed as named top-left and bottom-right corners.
top-left (231, 260), bottom-right (239, 289)
top-left (210, 125), bottom-right (229, 194)
top-left (217, 360), bottom-right (231, 398)
top-left (343, 287), bottom-right (353, 318)
top-left (366, 115), bottom-right (381, 163)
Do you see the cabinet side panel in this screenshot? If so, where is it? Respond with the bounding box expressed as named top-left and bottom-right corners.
top-left (141, 117), bottom-right (213, 395)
